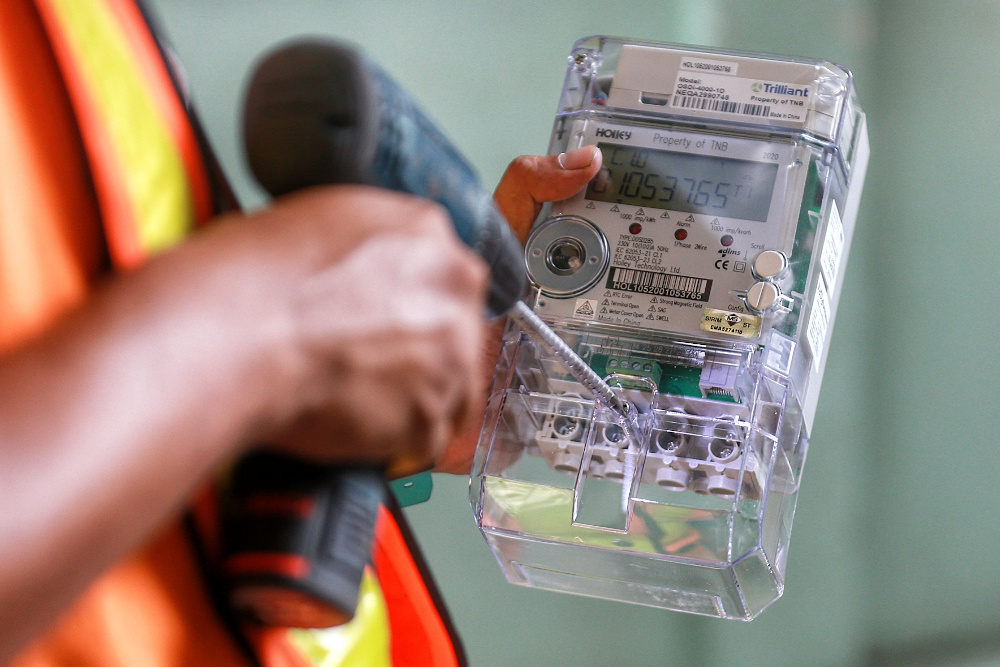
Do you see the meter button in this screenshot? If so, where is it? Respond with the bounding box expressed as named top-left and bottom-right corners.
top-left (525, 216), bottom-right (609, 298)
top-left (746, 281), bottom-right (780, 313)
top-left (752, 250), bottom-right (787, 280)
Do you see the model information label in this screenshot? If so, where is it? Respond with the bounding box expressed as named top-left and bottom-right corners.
top-left (672, 72), bottom-right (812, 124)
top-left (605, 267), bottom-right (711, 301)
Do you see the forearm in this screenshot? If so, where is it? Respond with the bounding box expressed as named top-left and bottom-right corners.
top-left (0, 222), bottom-right (280, 657)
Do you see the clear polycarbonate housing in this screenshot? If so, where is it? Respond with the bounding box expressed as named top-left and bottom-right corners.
top-left (471, 36), bottom-right (868, 619)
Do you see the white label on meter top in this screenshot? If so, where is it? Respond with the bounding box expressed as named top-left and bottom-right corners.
top-left (820, 203), bottom-right (845, 289)
top-left (806, 277), bottom-right (832, 371)
top-left (672, 72), bottom-right (813, 124)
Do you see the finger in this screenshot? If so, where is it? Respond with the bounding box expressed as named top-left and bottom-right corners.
top-left (431, 317), bottom-right (505, 475)
top-left (493, 146), bottom-right (603, 241)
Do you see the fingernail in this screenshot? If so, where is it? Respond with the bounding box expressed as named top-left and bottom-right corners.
top-left (558, 145), bottom-right (598, 170)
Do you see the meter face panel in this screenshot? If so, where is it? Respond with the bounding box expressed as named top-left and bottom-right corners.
top-left (528, 121), bottom-right (806, 343)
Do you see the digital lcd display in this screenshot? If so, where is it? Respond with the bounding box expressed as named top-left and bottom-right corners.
top-left (586, 143), bottom-right (779, 222)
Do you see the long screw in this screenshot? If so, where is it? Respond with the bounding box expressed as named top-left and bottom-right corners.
top-left (509, 301), bottom-right (638, 441)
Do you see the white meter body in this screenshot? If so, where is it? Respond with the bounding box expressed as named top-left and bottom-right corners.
top-left (471, 37), bottom-right (868, 620)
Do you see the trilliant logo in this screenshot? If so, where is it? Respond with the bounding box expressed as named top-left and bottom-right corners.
top-left (752, 81), bottom-right (808, 97)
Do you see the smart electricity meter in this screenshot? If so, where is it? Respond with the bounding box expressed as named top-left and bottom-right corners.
top-left (471, 36), bottom-right (869, 620)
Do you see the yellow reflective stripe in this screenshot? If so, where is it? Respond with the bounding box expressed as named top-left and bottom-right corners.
top-left (288, 569), bottom-right (392, 667)
top-left (45, 0), bottom-right (193, 255)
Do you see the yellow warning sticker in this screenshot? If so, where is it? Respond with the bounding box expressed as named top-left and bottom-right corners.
top-left (700, 308), bottom-right (762, 338)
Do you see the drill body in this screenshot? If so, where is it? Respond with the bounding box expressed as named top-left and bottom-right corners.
top-left (223, 39), bottom-right (525, 627)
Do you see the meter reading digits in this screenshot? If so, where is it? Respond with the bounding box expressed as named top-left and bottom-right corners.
top-left (471, 36), bottom-right (869, 620)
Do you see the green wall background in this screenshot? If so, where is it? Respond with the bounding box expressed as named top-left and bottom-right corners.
top-left (147, 2), bottom-right (1000, 665)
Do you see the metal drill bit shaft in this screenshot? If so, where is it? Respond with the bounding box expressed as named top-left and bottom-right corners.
top-left (509, 301), bottom-right (637, 437)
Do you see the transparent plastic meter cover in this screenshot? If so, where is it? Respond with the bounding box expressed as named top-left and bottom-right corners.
top-left (471, 36), bottom-right (869, 620)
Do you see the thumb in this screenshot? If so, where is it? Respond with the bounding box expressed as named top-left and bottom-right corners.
top-left (493, 146), bottom-right (603, 241)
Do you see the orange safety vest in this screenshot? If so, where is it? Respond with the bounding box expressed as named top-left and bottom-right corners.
top-left (4, 0), bottom-right (464, 665)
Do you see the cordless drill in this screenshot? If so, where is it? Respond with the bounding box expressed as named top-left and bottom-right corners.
top-left (221, 39), bottom-right (526, 628)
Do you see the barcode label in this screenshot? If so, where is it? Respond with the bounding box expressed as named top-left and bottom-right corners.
top-left (672, 95), bottom-right (771, 118)
top-left (606, 267), bottom-right (711, 301)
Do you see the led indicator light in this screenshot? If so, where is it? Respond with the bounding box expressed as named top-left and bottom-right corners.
top-left (674, 229), bottom-right (688, 241)
top-left (629, 223), bottom-right (643, 235)
top-left (721, 235), bottom-right (734, 247)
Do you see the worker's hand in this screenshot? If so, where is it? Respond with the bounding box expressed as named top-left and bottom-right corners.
top-left (254, 187), bottom-right (488, 471)
top-left (433, 146), bottom-right (602, 474)
top-left (139, 185), bottom-right (489, 472)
